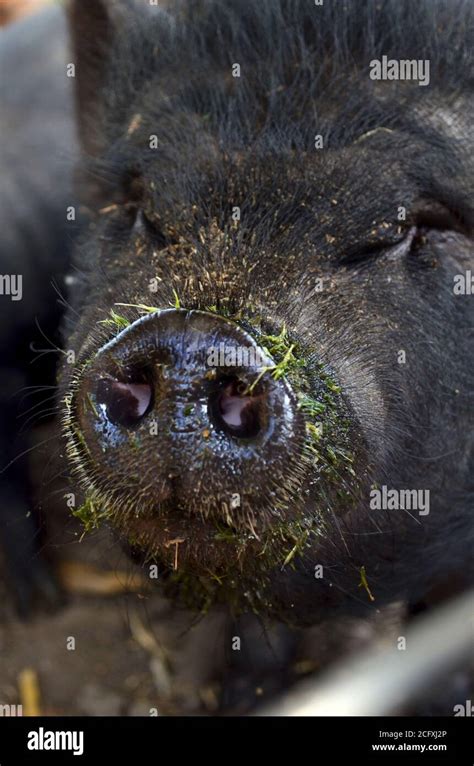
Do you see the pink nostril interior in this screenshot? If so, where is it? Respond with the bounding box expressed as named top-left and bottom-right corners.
top-left (117, 382), bottom-right (152, 417)
top-left (219, 394), bottom-right (251, 427)
top-left (96, 378), bottom-right (152, 426)
top-left (213, 380), bottom-right (262, 438)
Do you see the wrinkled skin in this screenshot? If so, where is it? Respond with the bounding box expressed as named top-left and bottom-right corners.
top-left (1, 1), bottom-right (473, 628)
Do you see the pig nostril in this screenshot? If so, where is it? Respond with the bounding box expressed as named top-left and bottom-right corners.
top-left (208, 378), bottom-right (262, 439)
top-left (96, 377), bottom-right (153, 428)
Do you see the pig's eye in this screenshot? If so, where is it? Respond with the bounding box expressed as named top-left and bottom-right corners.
top-left (340, 227), bottom-right (415, 266)
top-left (340, 201), bottom-right (468, 267)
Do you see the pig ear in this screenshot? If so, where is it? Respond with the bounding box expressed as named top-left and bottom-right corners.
top-left (68, 0), bottom-right (116, 156)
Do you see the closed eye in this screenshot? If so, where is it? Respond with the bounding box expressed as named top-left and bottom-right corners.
top-left (340, 200), bottom-right (470, 267)
top-left (339, 227), bottom-right (415, 266)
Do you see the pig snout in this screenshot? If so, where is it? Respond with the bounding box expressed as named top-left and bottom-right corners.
top-left (71, 309), bottom-right (306, 548)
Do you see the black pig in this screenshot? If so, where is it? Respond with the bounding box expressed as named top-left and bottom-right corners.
top-left (3, 0), bottom-right (474, 629)
top-left (60, 0), bottom-right (473, 625)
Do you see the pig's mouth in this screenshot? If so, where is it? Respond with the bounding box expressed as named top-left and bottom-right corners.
top-left (63, 308), bottom-right (365, 610)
